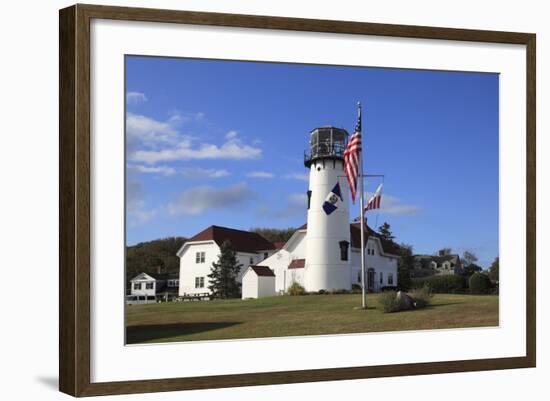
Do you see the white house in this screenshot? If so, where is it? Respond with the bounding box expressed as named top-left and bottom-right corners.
top-left (128, 272), bottom-right (179, 303)
top-left (258, 222), bottom-right (400, 293)
top-left (412, 253), bottom-right (463, 277)
top-left (176, 225), bottom-right (281, 296)
top-left (241, 266), bottom-right (277, 299)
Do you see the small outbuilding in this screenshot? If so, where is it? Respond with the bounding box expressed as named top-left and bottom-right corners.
top-left (241, 265), bottom-right (276, 299)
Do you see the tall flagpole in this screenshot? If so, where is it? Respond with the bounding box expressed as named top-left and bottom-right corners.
top-left (358, 102), bottom-right (367, 309)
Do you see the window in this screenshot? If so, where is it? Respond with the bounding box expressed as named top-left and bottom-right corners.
top-left (133, 283), bottom-right (141, 290)
top-left (168, 279), bottom-right (179, 287)
top-left (307, 190), bottom-right (312, 209)
top-left (195, 251), bottom-right (205, 264)
top-left (357, 271), bottom-right (361, 283)
top-left (339, 240), bottom-right (349, 261)
top-left (388, 273), bottom-right (394, 285)
top-left (249, 257), bottom-right (254, 265)
top-left (195, 277), bottom-right (205, 288)
top-left (145, 282), bottom-right (154, 290)
top-left (264, 252), bottom-right (268, 260)
top-left (379, 272), bottom-right (383, 284)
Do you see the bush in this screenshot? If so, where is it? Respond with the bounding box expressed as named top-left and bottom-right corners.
top-left (317, 289), bottom-right (327, 295)
top-left (287, 282), bottom-right (306, 296)
top-left (351, 284), bottom-right (362, 293)
top-left (411, 274), bottom-right (466, 293)
top-left (409, 284), bottom-right (433, 309)
top-left (469, 272), bottom-right (492, 294)
top-left (380, 286), bottom-right (398, 292)
top-left (378, 290), bottom-right (402, 313)
top-left (329, 289), bottom-right (351, 295)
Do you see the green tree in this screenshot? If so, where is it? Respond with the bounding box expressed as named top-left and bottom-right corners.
top-left (378, 222), bottom-right (395, 241)
top-left (469, 272), bottom-right (492, 294)
top-left (463, 263), bottom-right (483, 277)
top-left (208, 240), bottom-right (243, 299)
top-left (250, 227), bottom-right (296, 243)
top-left (489, 256), bottom-right (499, 281)
top-left (397, 243), bottom-right (413, 291)
top-left (462, 250), bottom-right (478, 267)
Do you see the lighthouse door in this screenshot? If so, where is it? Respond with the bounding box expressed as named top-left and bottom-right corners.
top-left (367, 268), bottom-right (375, 291)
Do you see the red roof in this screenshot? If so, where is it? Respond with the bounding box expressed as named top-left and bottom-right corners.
top-left (249, 265), bottom-right (275, 277)
top-left (186, 225), bottom-right (275, 253)
top-left (288, 259), bottom-right (305, 269)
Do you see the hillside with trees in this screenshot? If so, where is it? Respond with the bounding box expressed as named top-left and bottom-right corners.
top-left (126, 237), bottom-right (187, 281)
top-left (250, 227), bottom-right (296, 243)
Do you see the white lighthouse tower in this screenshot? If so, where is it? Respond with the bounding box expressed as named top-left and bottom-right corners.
top-left (303, 127), bottom-right (352, 292)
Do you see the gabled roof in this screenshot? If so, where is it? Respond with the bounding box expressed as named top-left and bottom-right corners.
top-left (130, 272), bottom-right (178, 281)
top-left (249, 265), bottom-right (276, 277)
top-left (288, 259), bottom-right (305, 269)
top-left (184, 225), bottom-right (275, 253)
top-left (350, 223), bottom-right (401, 255)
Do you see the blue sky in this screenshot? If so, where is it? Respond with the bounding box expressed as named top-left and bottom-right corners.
top-left (125, 56), bottom-right (499, 268)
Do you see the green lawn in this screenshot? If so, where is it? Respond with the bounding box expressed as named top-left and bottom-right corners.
top-left (126, 293), bottom-right (499, 344)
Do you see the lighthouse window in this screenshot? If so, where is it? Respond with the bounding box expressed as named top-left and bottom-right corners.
top-left (339, 241), bottom-right (349, 261)
top-left (307, 190), bottom-right (312, 210)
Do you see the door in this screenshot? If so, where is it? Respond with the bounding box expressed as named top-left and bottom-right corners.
top-left (367, 268), bottom-right (375, 291)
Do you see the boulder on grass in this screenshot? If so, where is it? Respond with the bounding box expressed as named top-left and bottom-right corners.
top-left (396, 291), bottom-right (415, 310)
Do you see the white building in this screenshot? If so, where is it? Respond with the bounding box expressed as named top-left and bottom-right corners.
top-left (241, 266), bottom-right (277, 299)
top-left (259, 222), bottom-right (400, 293)
top-left (176, 126), bottom-right (400, 296)
top-left (128, 272), bottom-right (179, 303)
top-left (176, 226), bottom-right (280, 296)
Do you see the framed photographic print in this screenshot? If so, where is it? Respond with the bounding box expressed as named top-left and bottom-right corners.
top-left (59, 4), bottom-right (536, 397)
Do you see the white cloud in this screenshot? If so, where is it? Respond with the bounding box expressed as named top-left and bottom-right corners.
top-left (126, 91), bottom-right (148, 103)
top-left (130, 141), bottom-right (262, 164)
top-left (246, 171), bottom-right (275, 178)
top-left (126, 112), bottom-right (179, 148)
top-left (261, 193), bottom-right (307, 219)
top-left (126, 181), bottom-right (156, 225)
top-left (364, 192), bottom-right (420, 216)
top-left (181, 168), bottom-right (230, 179)
top-left (168, 111), bottom-right (205, 123)
top-left (284, 172), bottom-right (309, 182)
top-left (128, 164), bottom-right (176, 176)
top-left (225, 130), bottom-right (238, 140)
top-left (126, 113), bottom-right (262, 164)
top-left (167, 182), bottom-right (253, 216)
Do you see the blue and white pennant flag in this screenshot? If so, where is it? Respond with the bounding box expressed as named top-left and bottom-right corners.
top-left (322, 182), bottom-right (343, 215)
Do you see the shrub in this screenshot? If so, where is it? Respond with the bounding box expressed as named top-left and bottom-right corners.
top-left (409, 284), bottom-right (433, 309)
top-left (287, 282), bottom-right (306, 296)
top-left (411, 274), bottom-right (466, 293)
top-left (329, 289), bottom-right (351, 295)
top-left (378, 290), bottom-right (401, 313)
top-left (317, 289), bottom-right (327, 295)
top-left (351, 284), bottom-right (362, 293)
top-left (380, 286), bottom-right (398, 292)
top-left (469, 272), bottom-right (492, 294)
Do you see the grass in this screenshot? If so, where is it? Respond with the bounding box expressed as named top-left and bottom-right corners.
top-left (126, 293), bottom-right (499, 344)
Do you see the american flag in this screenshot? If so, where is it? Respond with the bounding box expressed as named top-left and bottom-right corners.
top-left (344, 112), bottom-right (362, 203)
top-left (365, 183), bottom-right (383, 212)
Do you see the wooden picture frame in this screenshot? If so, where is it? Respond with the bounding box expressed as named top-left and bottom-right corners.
top-left (59, 3), bottom-right (536, 397)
